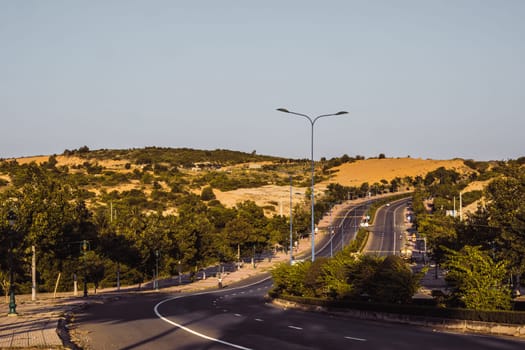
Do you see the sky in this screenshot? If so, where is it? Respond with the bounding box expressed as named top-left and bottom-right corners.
top-left (1, 1), bottom-right (524, 161)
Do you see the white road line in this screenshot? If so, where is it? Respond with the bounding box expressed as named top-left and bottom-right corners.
top-left (234, 313), bottom-right (242, 317)
top-left (154, 276), bottom-right (271, 350)
top-left (254, 318), bottom-right (264, 322)
top-left (345, 336), bottom-right (367, 342)
top-left (288, 326), bottom-right (303, 330)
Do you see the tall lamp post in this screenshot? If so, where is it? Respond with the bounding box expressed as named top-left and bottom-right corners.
top-left (81, 240), bottom-right (89, 297)
top-left (7, 210), bottom-right (17, 316)
top-left (155, 250), bottom-right (159, 291)
top-left (277, 108), bottom-right (348, 261)
top-left (289, 174), bottom-right (294, 264)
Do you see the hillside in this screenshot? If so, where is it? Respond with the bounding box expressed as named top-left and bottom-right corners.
top-left (2, 152), bottom-right (476, 214)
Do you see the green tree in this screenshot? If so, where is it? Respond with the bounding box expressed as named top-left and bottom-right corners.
top-left (80, 250), bottom-right (106, 294)
top-left (484, 166), bottom-right (525, 288)
top-left (442, 245), bottom-right (511, 310)
top-left (265, 215), bottom-right (290, 250)
top-left (271, 261), bottom-right (311, 297)
top-left (319, 249), bottom-right (356, 299)
top-left (345, 255), bottom-right (421, 304)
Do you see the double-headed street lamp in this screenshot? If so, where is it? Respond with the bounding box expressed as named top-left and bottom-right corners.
top-left (277, 108), bottom-right (348, 262)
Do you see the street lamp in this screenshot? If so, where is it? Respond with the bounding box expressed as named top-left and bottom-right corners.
top-left (155, 250), bottom-right (159, 291)
top-left (7, 210), bottom-right (17, 316)
top-left (81, 240), bottom-right (89, 297)
top-left (277, 108), bottom-right (348, 261)
top-left (289, 174), bottom-right (293, 264)
top-left (329, 205), bottom-right (333, 257)
top-left (178, 260), bottom-right (182, 284)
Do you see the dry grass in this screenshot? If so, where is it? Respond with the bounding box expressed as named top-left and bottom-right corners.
top-left (461, 179), bottom-right (492, 215)
top-left (463, 179), bottom-right (491, 192)
top-left (214, 185), bottom-right (307, 213)
top-left (12, 155), bottom-right (130, 169)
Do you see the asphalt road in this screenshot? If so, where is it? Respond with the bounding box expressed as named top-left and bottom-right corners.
top-left (364, 198), bottom-right (409, 256)
top-left (75, 277), bottom-right (525, 350)
top-left (74, 199), bottom-right (525, 349)
top-left (314, 201), bottom-right (370, 259)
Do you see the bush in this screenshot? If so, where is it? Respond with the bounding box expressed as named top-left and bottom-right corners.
top-left (201, 186), bottom-right (216, 201)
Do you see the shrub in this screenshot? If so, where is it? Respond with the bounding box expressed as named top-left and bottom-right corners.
top-left (201, 186), bottom-right (216, 201)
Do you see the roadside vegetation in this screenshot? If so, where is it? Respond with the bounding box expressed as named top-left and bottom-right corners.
top-left (412, 161), bottom-right (525, 311)
top-left (272, 159), bottom-right (525, 321)
top-left (2, 146), bottom-right (523, 317)
top-left (0, 147), bottom-right (406, 295)
top-left (271, 229), bottom-right (423, 304)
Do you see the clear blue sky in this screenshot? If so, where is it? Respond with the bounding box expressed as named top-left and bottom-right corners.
top-left (1, 1), bottom-right (524, 161)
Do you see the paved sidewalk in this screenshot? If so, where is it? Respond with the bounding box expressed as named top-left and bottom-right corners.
top-left (0, 295), bottom-right (90, 349)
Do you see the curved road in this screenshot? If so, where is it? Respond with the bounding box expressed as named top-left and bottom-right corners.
top-left (75, 276), bottom-right (525, 349)
top-left (74, 199), bottom-right (525, 349)
top-left (315, 201), bottom-right (370, 258)
top-left (364, 198), bottom-right (409, 256)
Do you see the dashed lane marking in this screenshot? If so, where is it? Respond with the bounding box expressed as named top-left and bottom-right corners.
top-left (345, 336), bottom-right (367, 342)
top-left (288, 326), bottom-right (303, 330)
top-left (154, 276), bottom-right (271, 350)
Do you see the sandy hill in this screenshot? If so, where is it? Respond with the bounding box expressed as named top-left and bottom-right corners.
top-left (325, 158), bottom-right (470, 187)
top-left (215, 158), bottom-right (471, 210)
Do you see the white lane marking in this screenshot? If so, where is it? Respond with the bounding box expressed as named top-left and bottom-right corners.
top-left (288, 326), bottom-right (303, 330)
top-left (234, 313), bottom-right (242, 317)
top-left (254, 318), bottom-right (264, 322)
top-left (154, 276), bottom-right (271, 350)
top-left (345, 336), bottom-right (367, 342)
